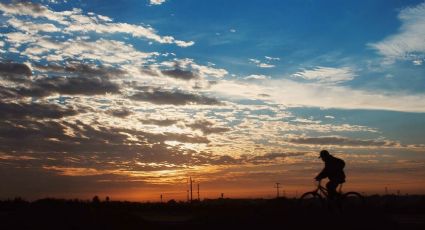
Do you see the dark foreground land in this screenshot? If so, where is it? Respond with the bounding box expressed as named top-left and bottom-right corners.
top-left (1, 195), bottom-right (424, 230)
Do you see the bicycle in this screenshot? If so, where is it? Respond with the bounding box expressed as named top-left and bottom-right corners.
top-left (299, 180), bottom-right (364, 210)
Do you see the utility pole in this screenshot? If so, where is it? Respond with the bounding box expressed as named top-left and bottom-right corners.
top-left (190, 176), bottom-right (193, 202)
top-left (275, 183), bottom-right (280, 198)
top-left (160, 194), bottom-right (163, 203)
top-left (187, 177), bottom-right (190, 202)
top-left (385, 186), bottom-right (388, 195)
top-left (197, 183), bottom-right (200, 201)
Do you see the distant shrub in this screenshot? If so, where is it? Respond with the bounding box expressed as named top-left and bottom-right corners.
top-left (167, 199), bottom-right (177, 205)
top-left (92, 195), bottom-right (100, 204)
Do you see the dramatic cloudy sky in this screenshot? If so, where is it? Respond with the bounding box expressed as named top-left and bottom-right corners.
top-left (1, 0), bottom-right (425, 201)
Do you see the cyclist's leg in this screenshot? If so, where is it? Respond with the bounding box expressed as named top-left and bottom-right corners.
top-left (326, 181), bottom-right (338, 200)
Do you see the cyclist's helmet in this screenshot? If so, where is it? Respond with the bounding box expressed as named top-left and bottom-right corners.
top-left (319, 150), bottom-right (330, 158)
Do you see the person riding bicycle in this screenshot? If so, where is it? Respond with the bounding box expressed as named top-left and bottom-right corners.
top-left (315, 150), bottom-right (346, 199)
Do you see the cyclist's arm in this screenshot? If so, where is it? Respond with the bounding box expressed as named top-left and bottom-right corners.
top-left (315, 168), bottom-right (328, 181)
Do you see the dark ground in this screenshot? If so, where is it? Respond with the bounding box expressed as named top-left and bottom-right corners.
top-left (0, 195), bottom-right (424, 230)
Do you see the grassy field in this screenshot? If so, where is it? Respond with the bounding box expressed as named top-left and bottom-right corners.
top-left (1, 195), bottom-right (424, 230)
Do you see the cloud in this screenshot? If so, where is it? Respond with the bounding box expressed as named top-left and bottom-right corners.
top-left (0, 101), bottom-right (79, 119)
top-left (244, 74), bottom-right (270, 80)
top-left (44, 0), bottom-right (69, 4)
top-left (248, 152), bottom-right (306, 164)
top-left (368, 2), bottom-right (425, 65)
top-left (0, 117), bottom-right (212, 159)
top-left (175, 40), bottom-right (195, 47)
top-left (161, 59), bottom-right (228, 78)
top-left (161, 68), bottom-right (198, 80)
top-left (7, 17), bottom-right (60, 33)
top-left (107, 109), bottom-right (133, 118)
top-left (34, 63), bottom-right (126, 76)
top-left (265, 56), bottom-right (280, 61)
top-left (140, 118), bottom-right (179, 126)
top-left (249, 58), bottom-right (275, 68)
top-left (1, 62), bottom-right (122, 98)
top-left (149, 0), bottom-right (167, 6)
top-left (210, 78), bottom-right (425, 112)
top-left (0, 62), bottom-right (32, 78)
top-left (24, 37), bottom-right (157, 64)
top-left (413, 59), bottom-right (423, 65)
top-left (0, 111), bottom-right (253, 185)
top-left (0, 2), bottom-right (194, 48)
top-left (291, 66), bottom-right (356, 84)
top-left (130, 88), bottom-right (221, 105)
top-left (0, 1), bottom-right (69, 25)
top-left (192, 63), bottom-right (228, 78)
top-left (187, 120), bottom-right (230, 134)
top-left (16, 74), bottom-right (120, 97)
top-left (287, 135), bottom-right (399, 147)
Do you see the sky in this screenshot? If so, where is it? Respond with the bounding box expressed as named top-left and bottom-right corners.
top-left (0, 0), bottom-right (425, 201)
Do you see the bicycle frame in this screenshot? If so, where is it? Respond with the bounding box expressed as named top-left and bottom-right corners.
top-left (314, 180), bottom-right (343, 199)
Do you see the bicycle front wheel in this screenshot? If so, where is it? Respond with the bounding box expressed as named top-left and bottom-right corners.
top-left (341, 192), bottom-right (365, 210)
top-left (299, 192), bottom-right (324, 208)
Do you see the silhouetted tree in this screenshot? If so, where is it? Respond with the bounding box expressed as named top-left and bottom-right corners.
top-left (92, 195), bottom-right (100, 204)
top-left (167, 199), bottom-right (177, 205)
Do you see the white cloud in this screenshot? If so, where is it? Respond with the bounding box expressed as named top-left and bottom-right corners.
top-left (369, 2), bottom-right (425, 64)
top-left (97, 15), bottom-right (113, 22)
top-left (258, 63), bottom-right (275, 68)
top-left (63, 22), bottom-right (194, 47)
top-left (43, 0), bottom-right (68, 4)
top-left (265, 56), bottom-right (280, 61)
top-left (413, 59), bottom-right (423, 65)
top-left (208, 78), bottom-right (425, 113)
top-left (193, 64), bottom-right (228, 78)
top-left (292, 66), bottom-right (356, 84)
top-left (230, 28), bottom-right (236, 33)
top-left (249, 58), bottom-right (261, 64)
top-left (161, 58), bottom-right (228, 78)
top-left (249, 58), bottom-right (275, 68)
top-left (19, 37), bottom-right (158, 64)
top-left (0, 2), bottom-right (194, 48)
top-left (244, 74), bottom-right (270, 80)
top-left (175, 40), bottom-right (195, 47)
top-left (149, 0), bottom-right (167, 5)
top-left (0, 2), bottom-right (70, 25)
top-left (4, 32), bottom-right (38, 47)
top-left (7, 17), bottom-right (60, 33)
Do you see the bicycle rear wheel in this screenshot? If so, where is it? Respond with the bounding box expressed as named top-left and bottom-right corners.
top-left (299, 192), bottom-right (324, 208)
top-left (341, 192), bottom-right (365, 210)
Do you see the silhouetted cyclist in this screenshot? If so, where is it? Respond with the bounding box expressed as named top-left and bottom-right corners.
top-left (315, 150), bottom-right (346, 199)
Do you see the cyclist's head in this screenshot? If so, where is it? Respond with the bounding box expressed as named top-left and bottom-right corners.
top-left (319, 150), bottom-right (330, 159)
